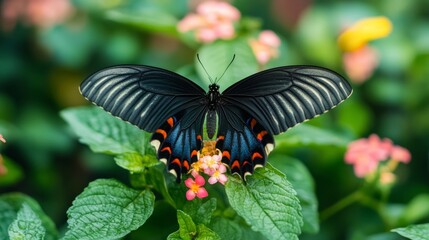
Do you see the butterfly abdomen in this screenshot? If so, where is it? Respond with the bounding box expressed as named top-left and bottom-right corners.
top-left (206, 110), bottom-right (217, 139)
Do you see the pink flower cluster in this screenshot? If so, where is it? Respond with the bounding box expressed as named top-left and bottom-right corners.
top-left (345, 134), bottom-right (411, 178)
top-left (185, 151), bottom-right (228, 201)
top-left (249, 30), bottom-right (281, 65)
top-left (177, 1), bottom-right (240, 43)
top-left (1, 0), bottom-right (74, 31)
top-left (0, 134), bottom-right (6, 175)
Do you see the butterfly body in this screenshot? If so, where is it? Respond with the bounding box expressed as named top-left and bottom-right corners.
top-left (80, 64), bottom-right (352, 181)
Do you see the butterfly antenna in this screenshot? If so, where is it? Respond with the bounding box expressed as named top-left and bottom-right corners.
top-left (197, 54), bottom-right (214, 83)
top-left (216, 54), bottom-right (236, 84)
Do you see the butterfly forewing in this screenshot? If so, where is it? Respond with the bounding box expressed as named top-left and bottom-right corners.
top-left (80, 65), bottom-right (206, 132)
top-left (220, 66), bottom-right (353, 135)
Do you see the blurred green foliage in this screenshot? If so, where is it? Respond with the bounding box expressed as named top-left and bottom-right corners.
top-left (1, 0), bottom-right (429, 239)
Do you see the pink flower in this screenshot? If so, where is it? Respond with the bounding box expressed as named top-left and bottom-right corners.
top-left (1, 0), bottom-right (74, 31)
top-left (345, 134), bottom-right (412, 179)
top-left (390, 145), bottom-right (411, 163)
top-left (208, 164), bottom-right (228, 185)
top-left (0, 155), bottom-right (7, 176)
top-left (249, 30), bottom-right (281, 65)
top-left (185, 174), bottom-right (208, 201)
top-left (345, 134), bottom-right (393, 177)
top-left (177, 1), bottom-right (240, 43)
top-left (343, 46), bottom-right (379, 84)
top-left (0, 134), bottom-right (5, 143)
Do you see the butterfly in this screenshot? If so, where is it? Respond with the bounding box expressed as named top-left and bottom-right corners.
top-left (80, 63), bottom-right (352, 182)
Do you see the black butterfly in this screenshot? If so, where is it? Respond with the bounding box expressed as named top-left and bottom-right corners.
top-left (80, 64), bottom-right (352, 181)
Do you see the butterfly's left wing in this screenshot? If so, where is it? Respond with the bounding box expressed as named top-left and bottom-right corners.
top-left (80, 65), bottom-right (207, 181)
top-left (217, 66), bottom-right (352, 177)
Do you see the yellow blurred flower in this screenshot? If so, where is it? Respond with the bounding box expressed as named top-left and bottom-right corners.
top-left (338, 17), bottom-right (392, 83)
top-left (338, 16), bottom-right (393, 52)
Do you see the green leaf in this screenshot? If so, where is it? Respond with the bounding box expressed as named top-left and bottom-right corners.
top-left (63, 179), bottom-right (155, 240)
top-left (167, 230), bottom-right (182, 240)
top-left (8, 203), bottom-right (46, 240)
top-left (392, 223), bottom-right (429, 240)
top-left (177, 210), bottom-right (197, 240)
top-left (61, 106), bottom-right (157, 172)
top-left (270, 155), bottom-right (319, 233)
top-left (275, 124), bottom-right (351, 147)
top-left (183, 198), bottom-right (217, 225)
top-left (399, 194), bottom-right (429, 225)
top-left (0, 193), bottom-right (57, 240)
top-left (131, 163), bottom-right (176, 207)
top-left (195, 224), bottom-right (221, 240)
top-left (225, 164), bottom-right (303, 240)
top-left (196, 38), bottom-right (259, 91)
top-left (208, 217), bottom-right (242, 240)
top-left (105, 8), bottom-right (178, 34)
top-left (0, 155), bottom-right (23, 187)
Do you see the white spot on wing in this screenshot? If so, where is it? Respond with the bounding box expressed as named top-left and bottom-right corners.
top-left (150, 140), bottom-right (160, 151)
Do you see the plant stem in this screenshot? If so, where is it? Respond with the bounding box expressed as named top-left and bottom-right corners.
top-left (320, 190), bottom-right (362, 221)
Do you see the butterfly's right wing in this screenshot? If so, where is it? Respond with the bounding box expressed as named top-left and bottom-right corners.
top-left (80, 65), bottom-right (207, 180)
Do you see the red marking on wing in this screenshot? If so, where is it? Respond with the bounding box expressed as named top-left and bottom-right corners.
top-left (231, 160), bottom-right (240, 170)
top-left (251, 152), bottom-right (263, 161)
top-left (161, 146), bottom-right (172, 154)
top-left (171, 158), bottom-right (181, 167)
top-left (167, 117), bottom-right (174, 127)
top-left (257, 130), bottom-right (268, 141)
top-left (191, 150), bottom-right (198, 158)
top-left (156, 129), bottom-right (167, 140)
top-left (183, 160), bottom-right (190, 171)
top-left (250, 119), bottom-right (257, 129)
top-left (222, 151), bottom-right (231, 160)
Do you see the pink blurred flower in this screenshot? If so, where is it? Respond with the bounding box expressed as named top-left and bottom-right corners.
top-left (208, 164), bottom-right (228, 185)
top-left (0, 134), bottom-right (5, 144)
top-left (345, 134), bottom-right (412, 179)
top-left (249, 30), bottom-right (281, 65)
top-left (1, 0), bottom-right (74, 31)
top-left (0, 155), bottom-right (7, 176)
top-left (345, 134), bottom-right (393, 177)
top-left (185, 174), bottom-right (208, 200)
top-left (338, 17), bottom-right (392, 84)
top-left (390, 145), bottom-right (411, 163)
top-left (177, 1), bottom-right (240, 43)
top-left (343, 46), bottom-right (379, 84)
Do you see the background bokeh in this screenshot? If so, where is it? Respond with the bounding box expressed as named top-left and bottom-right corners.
top-left (1, 0), bottom-right (428, 239)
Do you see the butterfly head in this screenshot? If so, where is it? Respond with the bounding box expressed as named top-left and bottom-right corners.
top-left (209, 84), bottom-right (219, 92)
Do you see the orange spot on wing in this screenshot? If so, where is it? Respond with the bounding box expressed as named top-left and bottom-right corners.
top-left (183, 160), bottom-right (190, 171)
top-left (250, 119), bottom-right (257, 129)
top-left (156, 129), bottom-right (167, 140)
top-left (231, 160), bottom-right (240, 170)
top-left (167, 117), bottom-right (174, 127)
top-left (222, 151), bottom-right (231, 160)
top-left (171, 158), bottom-right (181, 167)
top-left (191, 150), bottom-right (198, 158)
top-left (197, 135), bottom-right (202, 141)
top-left (251, 152), bottom-right (263, 160)
top-left (161, 146), bottom-right (172, 154)
top-left (257, 131), bottom-right (268, 141)
top-left (217, 135), bottom-right (225, 140)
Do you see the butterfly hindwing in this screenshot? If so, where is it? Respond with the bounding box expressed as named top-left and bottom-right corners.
top-left (151, 105), bottom-right (206, 181)
top-left (221, 66), bottom-right (353, 135)
top-left (216, 105), bottom-right (274, 178)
